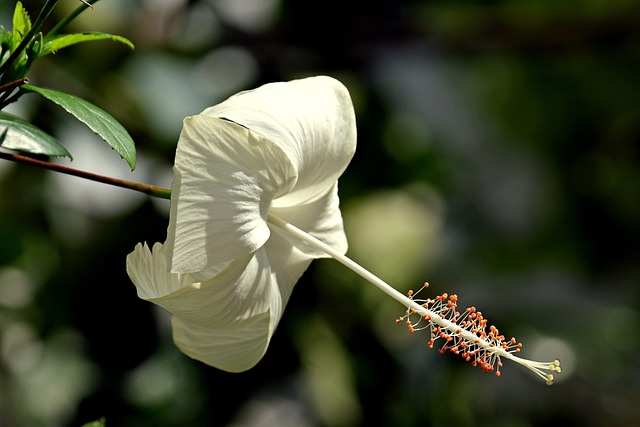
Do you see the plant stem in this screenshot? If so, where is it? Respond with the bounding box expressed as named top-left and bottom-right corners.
top-left (0, 78), bottom-right (29, 94)
top-left (47, 0), bottom-right (101, 36)
top-left (0, 78), bottom-right (29, 109)
top-left (0, 150), bottom-right (171, 199)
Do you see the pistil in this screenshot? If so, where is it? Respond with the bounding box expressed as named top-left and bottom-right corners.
top-left (267, 213), bottom-right (561, 384)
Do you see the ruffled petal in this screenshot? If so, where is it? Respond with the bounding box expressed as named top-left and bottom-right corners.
top-left (167, 116), bottom-right (297, 280)
top-left (125, 237), bottom-right (314, 372)
top-left (202, 75), bottom-right (357, 207)
top-left (126, 242), bottom-right (186, 300)
top-left (171, 233), bottom-right (315, 371)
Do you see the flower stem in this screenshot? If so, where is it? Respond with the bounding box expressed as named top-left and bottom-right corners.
top-left (0, 150), bottom-right (171, 199)
top-left (267, 213), bottom-right (561, 384)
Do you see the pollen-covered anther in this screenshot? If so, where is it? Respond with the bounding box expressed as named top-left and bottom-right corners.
top-left (396, 283), bottom-right (562, 384)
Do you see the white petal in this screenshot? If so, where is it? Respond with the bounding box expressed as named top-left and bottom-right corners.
top-left (270, 181), bottom-right (348, 258)
top-left (171, 312), bottom-right (271, 373)
top-left (202, 75), bottom-right (357, 206)
top-left (126, 242), bottom-right (186, 300)
top-left (168, 244), bottom-right (313, 371)
top-left (171, 235), bottom-right (314, 372)
top-left (166, 116), bottom-right (297, 280)
top-left (126, 238), bottom-right (313, 372)
top-left (261, 222), bottom-right (319, 304)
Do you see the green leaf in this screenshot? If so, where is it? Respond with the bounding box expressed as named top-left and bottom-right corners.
top-left (29, 32), bottom-right (43, 58)
top-left (12, 2), bottom-right (32, 50)
top-left (81, 418), bottom-right (106, 427)
top-left (41, 32), bottom-right (135, 57)
top-left (0, 111), bottom-right (71, 158)
top-left (23, 84), bottom-right (136, 170)
top-left (1, 27), bottom-right (12, 51)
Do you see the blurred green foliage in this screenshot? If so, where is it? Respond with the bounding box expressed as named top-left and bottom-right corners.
top-left (0, 0), bottom-right (639, 426)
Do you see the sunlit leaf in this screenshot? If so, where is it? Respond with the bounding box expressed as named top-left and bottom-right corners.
top-left (11, 1), bottom-right (31, 50)
top-left (0, 111), bottom-right (71, 158)
top-left (41, 32), bottom-right (134, 56)
top-left (23, 84), bottom-right (136, 170)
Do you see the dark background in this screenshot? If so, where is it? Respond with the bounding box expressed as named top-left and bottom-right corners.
top-left (0, 0), bottom-right (639, 426)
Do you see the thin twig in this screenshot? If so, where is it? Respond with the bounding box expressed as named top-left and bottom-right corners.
top-left (0, 78), bottom-right (29, 94)
top-left (0, 150), bottom-right (171, 199)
